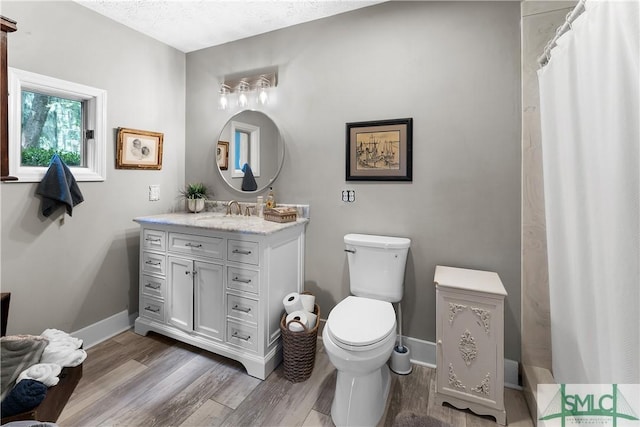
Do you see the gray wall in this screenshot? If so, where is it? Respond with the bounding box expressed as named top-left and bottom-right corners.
top-left (1, 1), bottom-right (186, 334)
top-left (186, 1), bottom-right (522, 360)
top-left (1, 0), bottom-right (522, 362)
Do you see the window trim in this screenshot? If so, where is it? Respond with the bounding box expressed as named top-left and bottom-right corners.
top-left (8, 68), bottom-right (107, 182)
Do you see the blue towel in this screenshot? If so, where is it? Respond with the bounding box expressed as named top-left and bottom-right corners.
top-left (0, 379), bottom-right (48, 417)
top-left (241, 163), bottom-right (258, 192)
top-left (35, 154), bottom-right (84, 217)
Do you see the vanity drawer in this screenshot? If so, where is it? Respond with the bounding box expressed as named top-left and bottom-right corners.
top-left (143, 229), bottom-right (166, 252)
top-left (142, 274), bottom-right (165, 298)
top-left (227, 294), bottom-right (259, 325)
top-left (168, 233), bottom-right (223, 259)
top-left (227, 267), bottom-right (259, 295)
top-left (140, 296), bottom-right (164, 323)
top-left (142, 252), bottom-right (166, 276)
top-left (227, 240), bottom-right (259, 265)
top-left (226, 320), bottom-right (258, 352)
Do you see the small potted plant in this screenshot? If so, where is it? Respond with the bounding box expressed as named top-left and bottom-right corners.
top-left (180, 183), bottom-right (209, 213)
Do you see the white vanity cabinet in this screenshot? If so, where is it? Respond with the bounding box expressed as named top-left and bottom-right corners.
top-left (434, 265), bottom-right (507, 425)
top-left (134, 213), bottom-right (307, 380)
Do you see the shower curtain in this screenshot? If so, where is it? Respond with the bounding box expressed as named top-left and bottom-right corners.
top-left (538, 0), bottom-right (639, 384)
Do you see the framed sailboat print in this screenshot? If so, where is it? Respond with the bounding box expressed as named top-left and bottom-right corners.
top-left (346, 118), bottom-right (412, 181)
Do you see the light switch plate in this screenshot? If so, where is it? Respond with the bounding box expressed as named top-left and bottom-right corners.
top-left (149, 185), bottom-right (160, 201)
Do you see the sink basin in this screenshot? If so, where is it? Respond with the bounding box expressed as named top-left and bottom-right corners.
top-left (194, 213), bottom-right (227, 220)
top-left (194, 213), bottom-right (256, 221)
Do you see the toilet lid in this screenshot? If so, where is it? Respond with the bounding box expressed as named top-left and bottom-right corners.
top-left (327, 296), bottom-right (396, 348)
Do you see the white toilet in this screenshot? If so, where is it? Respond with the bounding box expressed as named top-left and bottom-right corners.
top-left (323, 233), bottom-right (411, 427)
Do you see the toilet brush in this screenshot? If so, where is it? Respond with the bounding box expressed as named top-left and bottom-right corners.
top-left (390, 302), bottom-right (412, 374)
top-left (396, 302), bottom-right (406, 352)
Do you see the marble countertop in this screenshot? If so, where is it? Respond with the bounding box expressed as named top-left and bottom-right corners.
top-left (134, 212), bottom-right (309, 235)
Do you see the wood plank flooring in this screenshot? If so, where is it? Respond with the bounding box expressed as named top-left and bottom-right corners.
top-left (57, 330), bottom-right (533, 426)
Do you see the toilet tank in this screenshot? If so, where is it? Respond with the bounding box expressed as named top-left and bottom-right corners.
top-left (344, 233), bottom-right (411, 302)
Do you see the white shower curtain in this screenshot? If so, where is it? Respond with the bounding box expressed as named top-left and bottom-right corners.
top-left (538, 0), bottom-right (639, 384)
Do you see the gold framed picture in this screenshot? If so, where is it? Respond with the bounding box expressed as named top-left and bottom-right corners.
top-left (116, 128), bottom-right (163, 170)
top-left (217, 141), bottom-right (229, 170)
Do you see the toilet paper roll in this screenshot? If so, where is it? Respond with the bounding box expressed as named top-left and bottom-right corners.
top-left (304, 310), bottom-right (317, 329)
top-left (286, 311), bottom-right (309, 332)
top-left (283, 292), bottom-right (303, 314)
top-left (299, 294), bottom-right (316, 313)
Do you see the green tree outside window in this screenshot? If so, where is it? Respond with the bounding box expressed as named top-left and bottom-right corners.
top-left (21, 90), bottom-right (83, 166)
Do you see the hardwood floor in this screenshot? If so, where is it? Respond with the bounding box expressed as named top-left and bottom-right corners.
top-left (58, 330), bottom-right (533, 427)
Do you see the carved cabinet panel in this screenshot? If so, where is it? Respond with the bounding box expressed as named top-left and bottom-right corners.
top-left (434, 265), bottom-right (507, 425)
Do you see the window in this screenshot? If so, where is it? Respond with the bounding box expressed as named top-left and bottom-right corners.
top-left (230, 120), bottom-right (260, 179)
top-left (8, 68), bottom-right (107, 182)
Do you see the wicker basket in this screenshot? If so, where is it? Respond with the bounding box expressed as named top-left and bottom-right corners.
top-left (264, 207), bottom-right (297, 223)
top-left (280, 303), bottom-right (320, 382)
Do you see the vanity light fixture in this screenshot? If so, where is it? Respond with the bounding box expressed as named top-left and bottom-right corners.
top-left (218, 84), bottom-right (231, 110)
top-left (218, 69), bottom-right (277, 110)
top-left (237, 80), bottom-right (250, 108)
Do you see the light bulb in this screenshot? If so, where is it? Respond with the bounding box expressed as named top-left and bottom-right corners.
top-left (256, 76), bottom-right (270, 105)
top-left (218, 84), bottom-right (230, 110)
top-left (238, 92), bottom-right (248, 107)
top-left (219, 94), bottom-right (228, 110)
top-left (258, 87), bottom-right (268, 105)
top-left (237, 81), bottom-right (249, 107)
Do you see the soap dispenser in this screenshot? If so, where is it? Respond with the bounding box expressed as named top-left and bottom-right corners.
top-left (265, 187), bottom-right (276, 209)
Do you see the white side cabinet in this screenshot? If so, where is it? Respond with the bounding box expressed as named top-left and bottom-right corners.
top-left (134, 215), bottom-right (306, 380)
top-left (434, 265), bottom-right (507, 425)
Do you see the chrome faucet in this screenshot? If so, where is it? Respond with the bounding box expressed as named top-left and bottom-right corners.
top-left (226, 200), bottom-right (242, 215)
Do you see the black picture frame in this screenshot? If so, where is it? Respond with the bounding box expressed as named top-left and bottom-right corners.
top-left (346, 118), bottom-right (413, 181)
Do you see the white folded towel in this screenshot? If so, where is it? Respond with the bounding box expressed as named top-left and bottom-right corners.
top-left (41, 329), bottom-right (83, 349)
top-left (17, 363), bottom-right (62, 387)
top-left (40, 343), bottom-right (87, 368)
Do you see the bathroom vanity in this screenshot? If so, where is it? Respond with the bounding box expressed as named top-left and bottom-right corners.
top-left (133, 212), bottom-right (307, 380)
top-left (434, 265), bottom-right (507, 425)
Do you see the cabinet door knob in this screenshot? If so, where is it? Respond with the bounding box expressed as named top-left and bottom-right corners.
top-left (437, 340), bottom-right (442, 345)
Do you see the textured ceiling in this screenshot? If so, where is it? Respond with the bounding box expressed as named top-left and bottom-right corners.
top-left (75, 0), bottom-right (385, 53)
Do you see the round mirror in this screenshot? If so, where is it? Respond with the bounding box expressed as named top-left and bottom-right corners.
top-left (216, 110), bottom-right (284, 193)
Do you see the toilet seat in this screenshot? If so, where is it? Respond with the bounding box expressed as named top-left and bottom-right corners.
top-left (327, 296), bottom-right (396, 351)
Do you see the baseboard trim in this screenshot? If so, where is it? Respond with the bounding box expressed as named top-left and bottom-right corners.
top-left (77, 314), bottom-right (521, 389)
top-left (319, 322), bottom-right (521, 390)
top-left (71, 310), bottom-right (137, 349)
